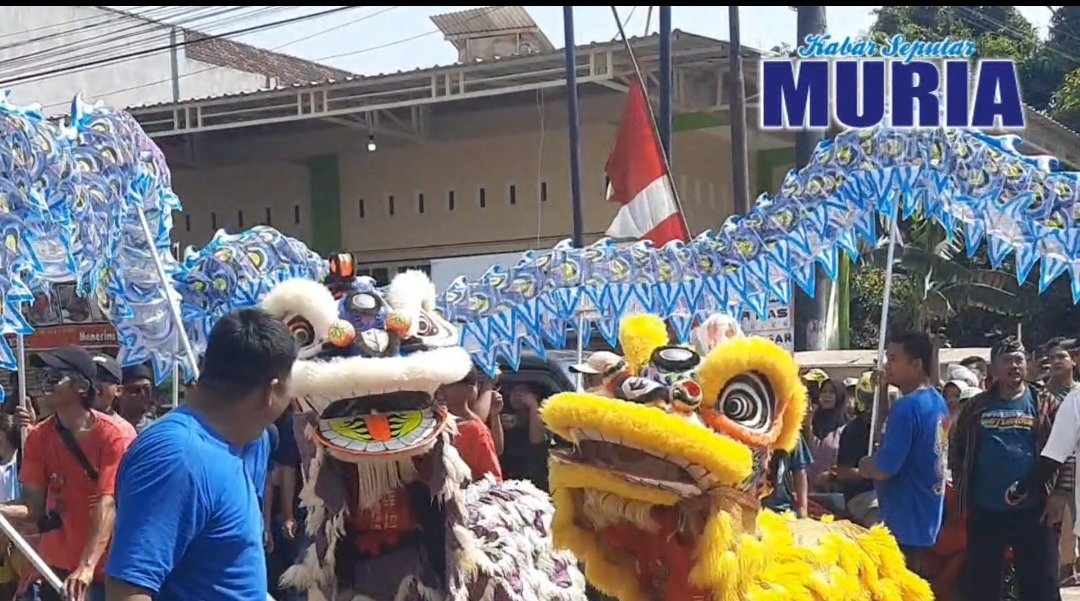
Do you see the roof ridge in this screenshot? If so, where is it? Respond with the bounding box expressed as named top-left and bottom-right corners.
top-left (182, 30), bottom-right (356, 78)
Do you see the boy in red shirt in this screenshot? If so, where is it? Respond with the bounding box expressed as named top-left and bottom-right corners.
top-left (437, 368), bottom-right (503, 483)
top-left (1, 346), bottom-right (134, 601)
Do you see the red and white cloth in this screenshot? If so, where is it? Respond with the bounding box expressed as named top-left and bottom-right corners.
top-left (604, 77), bottom-right (688, 247)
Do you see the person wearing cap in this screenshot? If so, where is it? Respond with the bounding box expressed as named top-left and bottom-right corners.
top-left (115, 364), bottom-right (156, 434)
top-left (91, 355), bottom-right (123, 414)
top-left (105, 308), bottom-right (296, 601)
top-left (834, 371), bottom-right (889, 527)
top-left (801, 368), bottom-right (828, 405)
top-left (950, 336), bottom-right (1066, 601)
top-left (843, 377), bottom-right (858, 411)
top-left (0, 345), bottom-right (136, 601)
top-left (568, 351), bottom-right (626, 394)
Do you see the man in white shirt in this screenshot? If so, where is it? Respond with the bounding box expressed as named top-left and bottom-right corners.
top-left (1020, 387), bottom-right (1080, 535)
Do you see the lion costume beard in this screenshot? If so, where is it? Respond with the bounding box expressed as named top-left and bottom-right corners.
top-left (261, 272), bottom-right (585, 601)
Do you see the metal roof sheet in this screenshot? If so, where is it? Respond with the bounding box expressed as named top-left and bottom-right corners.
top-left (430, 6), bottom-right (538, 38)
top-left (125, 30), bottom-right (746, 112)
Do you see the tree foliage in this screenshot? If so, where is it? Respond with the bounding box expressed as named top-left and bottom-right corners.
top-left (845, 8), bottom-right (1080, 349)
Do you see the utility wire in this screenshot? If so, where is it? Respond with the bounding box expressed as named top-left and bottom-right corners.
top-left (39, 5), bottom-right (504, 111)
top-left (952, 6), bottom-right (1080, 67)
top-left (313, 6), bottom-right (503, 64)
top-left (0, 6), bottom-right (174, 42)
top-left (41, 6), bottom-right (398, 110)
top-left (0, 8), bottom-right (294, 80)
top-left (0, 6), bottom-right (360, 88)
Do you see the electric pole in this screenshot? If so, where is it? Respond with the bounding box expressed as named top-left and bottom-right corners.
top-left (563, 6), bottom-right (585, 249)
top-left (792, 5), bottom-right (830, 352)
top-left (728, 6), bottom-right (751, 216)
top-left (658, 6), bottom-right (673, 162)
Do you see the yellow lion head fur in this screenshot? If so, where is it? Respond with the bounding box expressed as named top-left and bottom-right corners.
top-left (541, 313), bottom-right (932, 601)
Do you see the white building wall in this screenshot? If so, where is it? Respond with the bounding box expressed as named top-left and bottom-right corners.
top-left (0, 6), bottom-right (265, 114)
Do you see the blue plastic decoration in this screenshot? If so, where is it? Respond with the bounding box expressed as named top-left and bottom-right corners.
top-left (438, 124), bottom-right (1080, 374)
top-left (175, 226), bottom-right (328, 357)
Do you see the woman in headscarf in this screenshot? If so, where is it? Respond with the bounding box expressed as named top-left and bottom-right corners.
top-left (806, 378), bottom-right (851, 491)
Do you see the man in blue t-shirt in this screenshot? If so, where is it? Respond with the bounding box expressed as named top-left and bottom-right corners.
top-left (948, 336), bottom-right (1066, 601)
top-left (105, 308), bottom-right (297, 601)
top-left (857, 330), bottom-right (948, 572)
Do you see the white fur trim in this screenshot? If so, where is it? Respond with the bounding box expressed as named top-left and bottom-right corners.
top-left (260, 278), bottom-right (340, 336)
top-left (291, 346), bottom-right (473, 404)
top-left (388, 270), bottom-right (437, 313)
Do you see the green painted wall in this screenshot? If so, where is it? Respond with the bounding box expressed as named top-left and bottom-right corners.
top-left (306, 155), bottom-right (342, 256)
top-left (755, 147), bottom-right (795, 195)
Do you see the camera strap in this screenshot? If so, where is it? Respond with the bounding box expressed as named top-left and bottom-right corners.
top-left (53, 418), bottom-right (98, 482)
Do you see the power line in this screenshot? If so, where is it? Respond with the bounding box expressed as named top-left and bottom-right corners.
top-left (0, 8), bottom-right (252, 77)
top-left (0, 6), bottom-right (361, 89)
top-left (314, 6), bottom-right (504, 64)
top-left (41, 6), bottom-right (399, 110)
top-left (0, 6), bottom-right (173, 42)
top-left (41, 6), bottom-right (505, 110)
top-left (0, 8), bottom-right (299, 81)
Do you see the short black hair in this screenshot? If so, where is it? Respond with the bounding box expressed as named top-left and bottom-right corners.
top-left (199, 308), bottom-right (297, 399)
top-left (959, 355), bottom-right (987, 370)
top-left (889, 330), bottom-right (934, 377)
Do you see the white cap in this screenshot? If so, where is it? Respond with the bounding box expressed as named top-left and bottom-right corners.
top-left (959, 386), bottom-right (980, 401)
top-left (842, 377), bottom-right (858, 388)
top-left (569, 351), bottom-right (624, 376)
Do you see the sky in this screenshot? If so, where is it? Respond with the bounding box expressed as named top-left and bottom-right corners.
top-left (155, 6), bottom-right (1061, 77)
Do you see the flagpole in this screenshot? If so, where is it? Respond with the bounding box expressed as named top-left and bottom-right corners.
top-left (610, 6), bottom-right (691, 236)
top-left (563, 6), bottom-right (586, 249)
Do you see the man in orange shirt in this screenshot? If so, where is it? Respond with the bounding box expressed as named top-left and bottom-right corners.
top-left (0, 345), bottom-right (134, 601)
top-left (437, 368), bottom-right (503, 483)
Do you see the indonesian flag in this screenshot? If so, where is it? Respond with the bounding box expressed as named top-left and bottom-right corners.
top-left (604, 77), bottom-right (688, 246)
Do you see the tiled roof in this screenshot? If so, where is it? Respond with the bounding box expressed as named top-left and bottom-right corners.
top-left (182, 31), bottom-right (356, 86)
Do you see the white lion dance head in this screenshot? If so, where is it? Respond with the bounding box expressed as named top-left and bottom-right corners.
top-left (258, 262), bottom-right (584, 601)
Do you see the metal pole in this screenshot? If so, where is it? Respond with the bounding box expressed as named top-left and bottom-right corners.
top-left (0, 513), bottom-right (63, 593)
top-left (563, 6), bottom-right (586, 249)
top-left (610, 6), bottom-right (692, 235)
top-left (868, 215), bottom-right (900, 450)
top-left (792, 5), bottom-right (829, 352)
top-left (135, 207), bottom-right (200, 380)
top-left (658, 6), bottom-right (673, 162)
top-left (728, 6), bottom-right (751, 216)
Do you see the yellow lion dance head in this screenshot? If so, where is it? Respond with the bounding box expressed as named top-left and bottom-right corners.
top-left (541, 313), bottom-right (932, 601)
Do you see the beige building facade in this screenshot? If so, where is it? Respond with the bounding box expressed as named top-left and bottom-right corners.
top-left (164, 92), bottom-right (796, 265)
top-left (135, 29), bottom-right (798, 283)
top-left (131, 17), bottom-right (1080, 285)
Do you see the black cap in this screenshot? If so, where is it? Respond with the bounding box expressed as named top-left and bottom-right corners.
top-left (92, 354), bottom-right (122, 384)
top-left (30, 345), bottom-right (96, 382)
top-left (121, 363), bottom-right (154, 384)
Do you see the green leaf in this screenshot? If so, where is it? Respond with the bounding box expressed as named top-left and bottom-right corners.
top-left (937, 283), bottom-right (1028, 315)
top-left (863, 246), bottom-right (973, 282)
